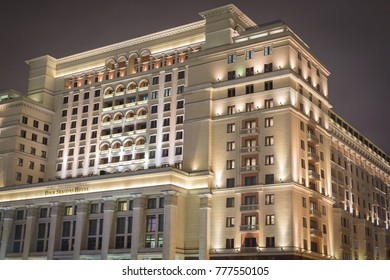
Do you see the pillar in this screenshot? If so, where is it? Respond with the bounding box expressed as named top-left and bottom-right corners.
top-left (73, 201), bottom-right (89, 259)
top-left (199, 194), bottom-right (212, 260)
top-left (101, 198), bottom-right (116, 260)
top-left (130, 195), bottom-right (146, 260)
top-left (47, 202), bottom-right (64, 260)
top-left (163, 191), bottom-right (178, 260)
top-left (22, 206), bottom-right (38, 259)
top-left (0, 208), bottom-right (15, 259)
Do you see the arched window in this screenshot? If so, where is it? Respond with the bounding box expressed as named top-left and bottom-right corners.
top-left (102, 115), bottom-right (111, 123)
top-left (114, 113), bottom-right (123, 121)
top-left (127, 82), bottom-right (137, 91)
top-left (139, 80), bottom-right (149, 88)
top-left (137, 108), bottom-right (147, 116)
top-left (112, 142), bottom-right (121, 149)
top-left (100, 143), bottom-right (109, 151)
top-left (136, 138), bottom-right (145, 146)
top-left (124, 139), bottom-right (133, 147)
top-left (126, 111), bottom-right (135, 119)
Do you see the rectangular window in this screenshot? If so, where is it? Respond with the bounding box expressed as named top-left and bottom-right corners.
top-left (245, 50), bottom-right (254, 60)
top-left (151, 90), bottom-right (158, 99)
top-left (227, 88), bottom-right (235, 98)
top-left (163, 88), bottom-right (171, 97)
top-left (265, 214), bottom-right (275, 225)
top-left (20, 130), bottom-right (26, 138)
top-left (226, 160), bottom-right (235, 170)
top-left (264, 81), bottom-right (273, 91)
top-left (227, 123), bottom-right (236, 133)
top-left (264, 46), bottom-right (272, 56)
top-left (228, 70), bottom-right (236, 80)
top-left (265, 194), bottom-right (275, 205)
top-left (176, 115), bottom-right (184, 124)
top-left (265, 174), bottom-right (274, 184)
top-left (82, 105), bottom-right (88, 113)
top-left (226, 238), bottom-right (235, 249)
top-left (264, 63), bottom-right (273, 73)
top-left (177, 85), bottom-right (184, 94)
top-left (226, 197), bottom-right (235, 208)
top-left (163, 103), bottom-right (171, 111)
top-left (93, 103), bottom-right (99, 111)
top-left (176, 131), bottom-right (183, 140)
top-left (227, 54), bottom-right (236, 64)
top-left (162, 148), bottom-right (169, 157)
top-left (163, 118), bottom-right (170, 126)
top-left (152, 76), bottom-right (159, 85)
top-left (178, 71), bottom-right (185, 79)
top-left (227, 105), bottom-right (235, 115)
top-left (265, 155), bottom-right (274, 165)
top-left (226, 178), bottom-right (235, 188)
top-left (226, 141), bottom-right (235, 151)
top-left (245, 84), bottom-right (254, 94)
top-left (264, 117), bottom-right (274, 128)
top-left (265, 136), bottom-right (274, 146)
top-left (165, 74), bottom-right (172, 82)
top-left (266, 236), bottom-right (275, 248)
top-left (175, 146), bottom-right (182, 155)
top-left (33, 120), bottom-right (39, 128)
top-left (177, 100), bottom-right (184, 109)
top-left (226, 217), bottom-right (235, 227)
top-left (246, 67), bottom-right (254, 77)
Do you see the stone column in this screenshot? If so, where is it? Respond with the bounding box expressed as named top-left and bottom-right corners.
top-left (162, 191), bottom-right (178, 260)
top-left (22, 206), bottom-right (38, 259)
top-left (199, 194), bottom-right (212, 260)
top-left (47, 202), bottom-right (64, 260)
top-left (73, 201), bottom-right (89, 259)
top-left (101, 198), bottom-right (116, 260)
top-left (130, 195), bottom-right (146, 260)
top-left (0, 208), bottom-right (15, 259)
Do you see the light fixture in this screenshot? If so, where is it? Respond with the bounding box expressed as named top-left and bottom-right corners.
top-left (237, 74), bottom-right (241, 78)
top-left (256, 106), bottom-right (260, 109)
top-left (278, 65), bottom-right (282, 69)
top-left (217, 78), bottom-right (220, 82)
top-left (217, 112), bottom-right (220, 116)
top-left (280, 102), bottom-right (282, 106)
top-left (256, 70), bottom-right (260, 74)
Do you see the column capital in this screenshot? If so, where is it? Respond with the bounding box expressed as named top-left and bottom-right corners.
top-left (199, 194), bottom-right (212, 208)
top-left (163, 191), bottom-right (178, 206)
top-left (3, 208), bottom-right (15, 220)
top-left (75, 200), bottom-right (89, 213)
top-left (26, 206), bottom-right (39, 218)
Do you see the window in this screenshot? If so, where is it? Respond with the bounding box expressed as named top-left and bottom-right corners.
top-left (150, 120), bottom-right (157, 128)
top-left (73, 94), bottom-right (79, 102)
top-left (303, 217), bottom-right (307, 228)
top-left (21, 116), bottom-right (28, 124)
top-left (27, 175), bottom-right (33, 184)
top-left (164, 103), bottom-right (171, 112)
top-left (84, 91), bottom-right (89, 99)
top-left (162, 133), bottom-right (169, 142)
top-left (149, 135), bottom-right (156, 144)
top-left (307, 61), bottom-right (311, 69)
top-left (226, 217), bottom-right (235, 227)
top-left (93, 103), bottom-right (99, 111)
top-left (28, 161), bottom-right (35, 170)
top-left (63, 96), bottom-right (69, 104)
top-left (265, 155), bottom-right (274, 165)
top-left (228, 70), bottom-right (236, 80)
top-left (31, 133), bottom-right (37, 142)
top-left (178, 71), bottom-right (185, 79)
top-left (226, 160), bottom-right (235, 170)
top-left (245, 50), bottom-right (254, 60)
top-left (265, 136), bottom-right (274, 146)
top-left (60, 123), bottom-right (66, 130)
top-left (72, 108), bottom-right (78, 115)
top-left (226, 178), bottom-right (235, 188)
top-left (152, 76), bottom-right (159, 85)
top-left (226, 141), bottom-right (235, 151)
top-left (151, 90), bottom-right (158, 99)
top-left (302, 197), bottom-right (307, 208)
top-left (177, 85), bottom-right (184, 94)
top-left (19, 144), bottom-right (25, 152)
top-left (266, 236), bottom-right (275, 248)
top-left (17, 158), bottom-right (23, 166)
top-left (94, 90), bottom-right (100, 97)
top-left (264, 63), bottom-right (273, 73)
top-left (265, 194), bottom-right (275, 205)
top-left (264, 81), bottom-right (273, 91)
top-left (175, 146), bottom-right (182, 155)
top-left (151, 105), bottom-right (158, 114)
top-left (149, 150), bottom-right (155, 159)
top-left (246, 67), bottom-right (254, 77)
top-left (30, 147), bottom-right (36, 155)
top-left (264, 46), bottom-right (272, 56)
top-left (227, 54), bottom-right (236, 64)
top-left (163, 118), bottom-right (170, 126)
top-left (62, 109), bottom-right (67, 117)
top-left (69, 135), bottom-right (75, 142)
top-left (226, 239), bottom-right (235, 249)
top-left (33, 120), bottom-right (39, 128)
top-left (177, 100), bottom-right (184, 109)
top-left (245, 84), bottom-right (254, 94)
top-left (227, 123), bottom-right (236, 133)
top-left (20, 130), bottom-right (26, 138)
top-left (15, 172), bottom-right (22, 181)
top-left (42, 137), bottom-right (48, 145)
top-left (163, 88), bottom-right (171, 97)
top-left (91, 131), bottom-right (97, 138)
top-left (165, 74), bottom-right (172, 82)
top-left (162, 148), bottom-right (169, 157)
top-left (227, 88), bottom-right (235, 98)
top-left (265, 214), bottom-right (275, 225)
top-left (176, 115), bottom-right (184, 124)
top-left (82, 105), bottom-right (88, 113)
top-left (265, 174), bottom-right (274, 184)
top-left (227, 105), bottom-right (235, 115)
top-left (56, 163), bottom-right (62, 171)
top-left (92, 117), bottom-right (98, 125)
top-left (176, 131), bottom-right (183, 140)
top-left (226, 197), bottom-right (235, 208)
top-left (298, 51), bottom-right (302, 60)
top-left (264, 117), bottom-right (274, 128)
top-left (244, 176), bottom-right (257, 186)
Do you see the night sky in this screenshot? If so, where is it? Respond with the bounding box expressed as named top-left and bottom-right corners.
top-left (1, 0), bottom-right (389, 154)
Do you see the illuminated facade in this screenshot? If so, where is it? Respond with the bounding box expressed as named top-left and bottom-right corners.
top-left (0, 4), bottom-right (389, 260)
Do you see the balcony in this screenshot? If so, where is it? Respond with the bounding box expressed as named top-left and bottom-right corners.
top-left (125, 102), bottom-right (136, 107)
top-left (308, 151), bottom-right (319, 162)
top-left (240, 165), bottom-right (259, 172)
top-left (240, 204), bottom-right (259, 211)
top-left (307, 133), bottom-right (319, 144)
top-left (240, 127), bottom-right (258, 134)
top-left (104, 93), bottom-right (113, 99)
top-left (310, 208), bottom-right (322, 218)
top-left (112, 133), bottom-right (122, 138)
top-left (240, 146), bottom-right (258, 153)
top-left (115, 91), bottom-right (125, 97)
top-left (125, 117), bottom-right (134, 122)
top-left (240, 224), bottom-right (259, 231)
top-left (137, 100), bottom-right (148, 105)
top-left (127, 88), bottom-right (137, 94)
top-left (308, 170), bottom-right (321, 181)
top-left (102, 121), bottom-right (111, 126)
top-left (310, 228), bottom-right (323, 237)
top-left (102, 107), bottom-right (112, 112)
top-left (137, 115), bottom-right (147, 120)
top-left (113, 119), bottom-right (123, 124)
top-left (138, 86), bottom-right (149, 92)
top-left (114, 104), bottom-right (124, 110)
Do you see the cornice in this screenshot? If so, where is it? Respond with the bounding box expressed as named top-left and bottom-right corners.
top-left (199, 4), bottom-right (257, 28)
top-left (55, 21), bottom-right (205, 65)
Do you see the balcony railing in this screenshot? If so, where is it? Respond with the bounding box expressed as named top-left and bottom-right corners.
top-left (310, 228), bottom-right (323, 237)
top-left (308, 170), bottom-right (321, 181)
top-left (307, 133), bottom-right (319, 144)
top-left (240, 146), bottom-right (258, 153)
top-left (240, 224), bottom-right (259, 231)
top-left (309, 208), bottom-right (322, 218)
top-left (240, 127), bottom-right (258, 134)
top-left (240, 165), bottom-right (259, 172)
top-left (240, 204), bottom-right (259, 211)
top-left (308, 151), bottom-right (319, 161)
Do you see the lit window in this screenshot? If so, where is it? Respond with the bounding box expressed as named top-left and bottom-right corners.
top-left (226, 217), bottom-right (235, 227)
top-left (265, 214), bottom-right (275, 225)
top-left (227, 123), bottom-right (236, 133)
top-left (227, 54), bottom-right (236, 64)
top-left (245, 50), bottom-right (254, 60)
top-left (226, 160), bottom-right (235, 170)
top-left (264, 117), bottom-right (274, 128)
top-left (226, 197), bottom-right (235, 208)
top-left (264, 46), bottom-right (272, 56)
top-left (226, 141), bottom-right (235, 151)
top-left (265, 194), bottom-right (274, 205)
top-left (163, 88), bottom-right (171, 97)
top-left (265, 136), bottom-right (274, 146)
top-left (265, 155), bottom-right (274, 165)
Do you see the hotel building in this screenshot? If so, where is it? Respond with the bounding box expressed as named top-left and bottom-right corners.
top-left (0, 4), bottom-right (389, 260)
